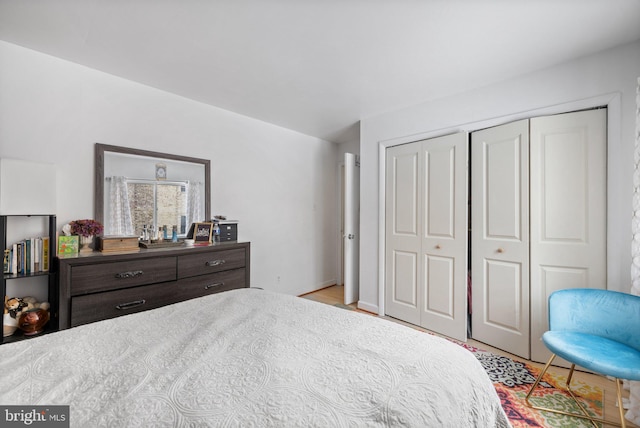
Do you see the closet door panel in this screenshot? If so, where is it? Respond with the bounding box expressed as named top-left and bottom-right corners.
top-left (483, 259), bottom-right (525, 332)
top-left (484, 139), bottom-right (523, 240)
top-left (385, 144), bottom-right (422, 325)
top-left (530, 108), bottom-right (607, 363)
top-left (424, 146), bottom-right (456, 238)
top-left (393, 153), bottom-right (420, 235)
top-left (392, 250), bottom-right (419, 307)
top-left (537, 133), bottom-right (587, 240)
top-left (472, 119), bottom-right (530, 359)
top-left (420, 133), bottom-right (468, 341)
top-left (424, 254), bottom-right (454, 318)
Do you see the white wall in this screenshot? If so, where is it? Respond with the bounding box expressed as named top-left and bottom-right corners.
top-left (0, 40), bottom-right (338, 297)
top-left (337, 138), bottom-right (360, 159)
top-left (360, 40), bottom-right (640, 313)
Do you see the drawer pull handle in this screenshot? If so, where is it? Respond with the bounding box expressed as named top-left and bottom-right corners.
top-left (115, 270), bottom-right (144, 279)
top-left (206, 259), bottom-right (226, 267)
top-left (205, 282), bottom-right (224, 290)
top-left (115, 299), bottom-right (146, 310)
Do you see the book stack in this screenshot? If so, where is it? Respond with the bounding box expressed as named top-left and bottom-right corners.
top-left (3, 236), bottom-right (51, 275)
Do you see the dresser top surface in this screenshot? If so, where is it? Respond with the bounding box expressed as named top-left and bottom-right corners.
top-left (56, 241), bottom-right (250, 265)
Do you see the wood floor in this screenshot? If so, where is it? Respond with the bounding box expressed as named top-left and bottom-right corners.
top-left (301, 284), bottom-right (638, 428)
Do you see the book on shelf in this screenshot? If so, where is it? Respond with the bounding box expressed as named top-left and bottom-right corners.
top-left (42, 236), bottom-right (50, 271)
top-left (2, 249), bottom-right (9, 274)
top-left (25, 238), bottom-right (31, 274)
top-left (4, 236), bottom-right (54, 275)
top-left (17, 242), bottom-right (23, 274)
top-left (11, 242), bottom-right (16, 274)
top-left (33, 237), bottom-right (41, 272)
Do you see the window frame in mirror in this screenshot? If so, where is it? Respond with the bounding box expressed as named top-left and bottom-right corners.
top-left (94, 143), bottom-right (211, 237)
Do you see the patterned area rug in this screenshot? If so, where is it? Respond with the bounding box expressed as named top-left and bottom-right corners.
top-left (460, 342), bottom-right (603, 428)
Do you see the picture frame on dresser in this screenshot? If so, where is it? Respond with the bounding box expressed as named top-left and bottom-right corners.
top-left (57, 235), bottom-right (79, 255)
top-left (192, 222), bottom-right (213, 243)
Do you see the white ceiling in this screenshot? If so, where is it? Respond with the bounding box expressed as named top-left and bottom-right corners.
top-left (1, 0), bottom-right (640, 143)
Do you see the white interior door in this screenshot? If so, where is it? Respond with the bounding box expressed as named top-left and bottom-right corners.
top-left (344, 153), bottom-right (360, 305)
top-left (385, 133), bottom-right (468, 340)
top-left (529, 108), bottom-right (607, 363)
top-left (420, 133), bottom-right (468, 341)
top-left (471, 119), bottom-right (530, 359)
top-left (385, 143), bottom-right (422, 325)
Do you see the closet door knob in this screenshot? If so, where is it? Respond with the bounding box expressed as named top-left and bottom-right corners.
top-left (497, 248), bottom-right (505, 253)
top-left (435, 244), bottom-right (441, 249)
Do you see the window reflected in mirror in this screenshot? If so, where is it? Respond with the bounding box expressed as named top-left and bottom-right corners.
top-left (106, 176), bottom-right (202, 238)
top-left (127, 180), bottom-right (188, 237)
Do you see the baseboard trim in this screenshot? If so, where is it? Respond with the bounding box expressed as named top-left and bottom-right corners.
top-left (357, 300), bottom-right (379, 314)
top-left (297, 281), bottom-right (337, 297)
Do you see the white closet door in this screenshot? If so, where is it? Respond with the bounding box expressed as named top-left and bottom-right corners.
top-left (529, 108), bottom-right (607, 363)
top-left (420, 133), bottom-right (468, 341)
top-left (471, 119), bottom-right (530, 359)
top-left (385, 134), bottom-right (468, 339)
top-left (385, 143), bottom-right (422, 325)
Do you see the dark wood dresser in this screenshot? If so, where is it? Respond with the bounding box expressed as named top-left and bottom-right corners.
top-left (56, 241), bottom-right (250, 329)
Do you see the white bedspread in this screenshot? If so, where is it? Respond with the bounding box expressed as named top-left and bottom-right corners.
top-left (0, 289), bottom-right (510, 427)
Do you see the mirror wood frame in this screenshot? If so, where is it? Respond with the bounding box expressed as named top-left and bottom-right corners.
top-left (94, 143), bottom-right (211, 233)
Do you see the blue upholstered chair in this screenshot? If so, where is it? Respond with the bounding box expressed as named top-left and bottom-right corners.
top-left (525, 288), bottom-right (640, 428)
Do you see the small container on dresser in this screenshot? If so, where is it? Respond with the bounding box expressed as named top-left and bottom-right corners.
top-left (96, 236), bottom-right (140, 253)
top-left (215, 220), bottom-right (238, 242)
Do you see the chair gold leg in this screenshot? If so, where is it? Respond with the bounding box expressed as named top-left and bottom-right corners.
top-left (563, 369), bottom-right (599, 428)
top-left (616, 378), bottom-right (626, 428)
top-left (525, 353), bottom-right (556, 406)
top-left (525, 353), bottom-right (624, 427)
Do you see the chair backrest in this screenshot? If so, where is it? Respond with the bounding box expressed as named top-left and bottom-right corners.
top-left (548, 288), bottom-right (640, 352)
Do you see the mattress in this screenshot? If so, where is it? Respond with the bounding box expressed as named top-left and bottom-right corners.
top-left (0, 288), bottom-right (510, 427)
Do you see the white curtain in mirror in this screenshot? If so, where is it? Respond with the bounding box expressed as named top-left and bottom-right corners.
top-left (109, 176), bottom-right (134, 236)
top-left (187, 181), bottom-right (204, 225)
top-left (629, 76), bottom-right (640, 425)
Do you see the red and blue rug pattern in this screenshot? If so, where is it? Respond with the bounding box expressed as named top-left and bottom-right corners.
top-left (460, 342), bottom-right (603, 428)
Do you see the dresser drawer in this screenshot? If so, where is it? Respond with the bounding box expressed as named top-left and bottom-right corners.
top-left (177, 248), bottom-right (245, 279)
top-left (70, 257), bottom-right (177, 296)
top-left (71, 281), bottom-right (181, 327)
top-left (177, 268), bottom-right (247, 300)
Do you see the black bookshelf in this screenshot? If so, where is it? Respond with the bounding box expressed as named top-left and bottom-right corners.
top-left (1, 214), bottom-right (57, 344)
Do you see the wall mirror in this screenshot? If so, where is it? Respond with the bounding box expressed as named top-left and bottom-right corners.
top-left (95, 143), bottom-right (210, 238)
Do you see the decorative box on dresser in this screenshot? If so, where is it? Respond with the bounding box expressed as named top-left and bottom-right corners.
top-left (57, 241), bottom-right (250, 329)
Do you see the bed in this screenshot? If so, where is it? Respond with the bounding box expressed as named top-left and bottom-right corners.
top-left (0, 288), bottom-right (510, 427)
